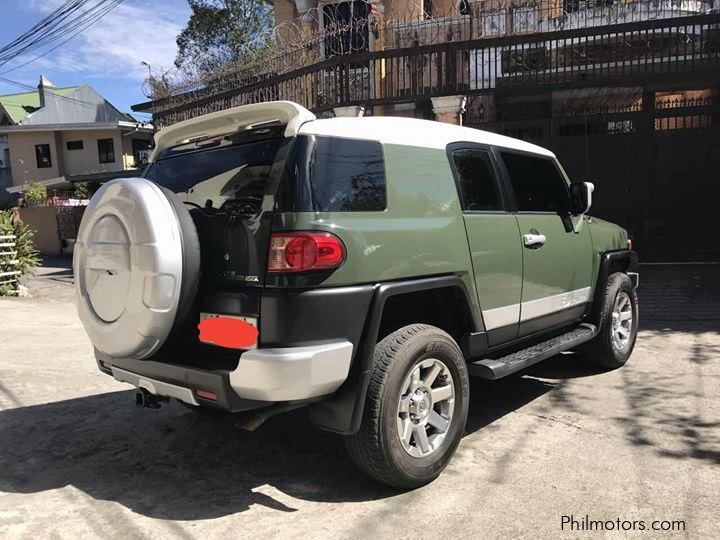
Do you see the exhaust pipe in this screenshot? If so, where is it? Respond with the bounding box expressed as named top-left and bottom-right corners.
top-left (236, 402), bottom-right (306, 431)
top-left (135, 388), bottom-right (168, 409)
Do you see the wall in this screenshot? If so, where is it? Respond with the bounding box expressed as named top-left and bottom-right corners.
top-left (274, 0), bottom-right (298, 30)
top-left (17, 206), bottom-right (61, 255)
top-left (7, 131), bottom-right (61, 185)
top-left (59, 129), bottom-right (125, 176)
top-left (8, 128), bottom-right (153, 186)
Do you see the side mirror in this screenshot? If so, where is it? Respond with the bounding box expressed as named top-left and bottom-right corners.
top-left (570, 181), bottom-right (594, 215)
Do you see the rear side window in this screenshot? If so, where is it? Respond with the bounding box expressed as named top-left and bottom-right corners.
top-left (451, 149), bottom-right (502, 211)
top-left (279, 135), bottom-right (386, 212)
top-left (500, 152), bottom-right (572, 212)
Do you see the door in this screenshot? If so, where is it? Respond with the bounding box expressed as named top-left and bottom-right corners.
top-left (449, 145), bottom-right (523, 346)
top-left (497, 150), bottom-right (593, 337)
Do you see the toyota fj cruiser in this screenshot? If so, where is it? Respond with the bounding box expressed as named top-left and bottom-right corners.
top-left (74, 101), bottom-right (639, 489)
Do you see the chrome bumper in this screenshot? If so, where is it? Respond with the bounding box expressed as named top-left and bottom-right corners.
top-left (230, 341), bottom-right (353, 401)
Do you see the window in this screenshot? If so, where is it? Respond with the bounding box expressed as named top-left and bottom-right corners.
top-left (423, 0), bottom-right (434, 19)
top-left (35, 144), bottom-right (51, 168)
top-left (97, 138), bottom-right (115, 164)
top-left (279, 135), bottom-right (386, 212)
top-left (451, 149), bottom-right (502, 211)
top-left (322, 1), bottom-right (369, 59)
top-left (501, 152), bottom-right (572, 212)
top-left (143, 134), bottom-right (284, 210)
top-left (66, 140), bottom-right (83, 151)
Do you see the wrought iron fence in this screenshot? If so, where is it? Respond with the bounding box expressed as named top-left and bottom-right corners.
top-left (135, 13), bottom-right (720, 126)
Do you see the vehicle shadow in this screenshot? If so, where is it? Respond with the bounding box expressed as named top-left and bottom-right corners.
top-left (0, 366), bottom-right (565, 521)
top-left (2, 332), bottom-right (717, 520)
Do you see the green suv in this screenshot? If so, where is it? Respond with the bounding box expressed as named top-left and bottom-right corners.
top-left (74, 101), bottom-right (639, 488)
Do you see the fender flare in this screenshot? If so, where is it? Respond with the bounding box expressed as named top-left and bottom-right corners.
top-left (588, 249), bottom-right (638, 328)
top-left (308, 274), bottom-right (480, 435)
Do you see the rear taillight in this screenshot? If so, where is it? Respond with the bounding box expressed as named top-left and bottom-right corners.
top-left (267, 232), bottom-right (345, 273)
top-left (627, 238), bottom-right (633, 250)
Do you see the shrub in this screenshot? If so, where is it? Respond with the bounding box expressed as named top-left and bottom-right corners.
top-left (24, 182), bottom-right (47, 207)
top-left (0, 210), bottom-right (41, 296)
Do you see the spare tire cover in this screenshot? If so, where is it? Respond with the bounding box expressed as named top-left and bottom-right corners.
top-left (74, 177), bottom-right (198, 359)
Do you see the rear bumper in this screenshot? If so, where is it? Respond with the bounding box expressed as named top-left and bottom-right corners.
top-left (229, 341), bottom-right (353, 401)
top-left (103, 340), bottom-right (354, 410)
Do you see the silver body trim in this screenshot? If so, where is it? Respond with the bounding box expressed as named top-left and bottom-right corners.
top-left (111, 367), bottom-right (199, 406)
top-left (230, 341), bottom-right (354, 401)
top-left (482, 286), bottom-right (593, 330)
top-left (520, 286), bottom-right (592, 321)
top-left (627, 272), bottom-right (639, 289)
top-left (483, 304), bottom-right (521, 330)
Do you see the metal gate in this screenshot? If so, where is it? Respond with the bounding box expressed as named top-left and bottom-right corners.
top-left (467, 92), bottom-right (720, 261)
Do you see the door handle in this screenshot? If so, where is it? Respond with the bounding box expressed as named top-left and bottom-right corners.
top-left (523, 233), bottom-right (546, 247)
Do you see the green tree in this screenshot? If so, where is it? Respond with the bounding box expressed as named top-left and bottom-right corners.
top-left (175, 0), bottom-right (274, 76)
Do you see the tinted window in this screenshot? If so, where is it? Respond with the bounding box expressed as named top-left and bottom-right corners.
top-left (66, 140), bottom-right (83, 151)
top-left (280, 135), bottom-right (386, 212)
top-left (143, 136), bottom-right (284, 211)
top-left (451, 149), bottom-right (502, 211)
top-left (501, 152), bottom-right (571, 212)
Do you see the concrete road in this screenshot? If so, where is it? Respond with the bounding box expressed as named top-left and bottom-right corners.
top-left (1, 261), bottom-right (719, 538)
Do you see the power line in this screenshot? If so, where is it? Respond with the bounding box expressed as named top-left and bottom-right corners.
top-left (1, 1), bottom-right (125, 75)
top-left (0, 0), bottom-right (126, 69)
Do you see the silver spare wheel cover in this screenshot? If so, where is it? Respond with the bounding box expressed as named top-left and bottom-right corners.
top-left (74, 178), bottom-right (185, 359)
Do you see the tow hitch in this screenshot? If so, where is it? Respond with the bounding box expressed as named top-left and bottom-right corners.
top-left (135, 388), bottom-right (169, 409)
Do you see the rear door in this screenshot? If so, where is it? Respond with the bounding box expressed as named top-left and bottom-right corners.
top-left (496, 150), bottom-right (593, 337)
top-left (448, 144), bottom-right (523, 346)
top-left (142, 126), bottom-right (292, 289)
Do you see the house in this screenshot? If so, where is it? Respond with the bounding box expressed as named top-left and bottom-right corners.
top-left (132, 2), bottom-right (719, 261)
top-left (0, 76), bottom-right (153, 190)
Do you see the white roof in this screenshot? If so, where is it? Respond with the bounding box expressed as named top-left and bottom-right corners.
top-left (149, 101), bottom-right (553, 160)
top-left (299, 116), bottom-right (554, 157)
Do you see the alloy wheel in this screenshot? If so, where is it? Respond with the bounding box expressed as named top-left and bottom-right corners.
top-left (396, 358), bottom-right (455, 458)
top-left (610, 291), bottom-right (633, 350)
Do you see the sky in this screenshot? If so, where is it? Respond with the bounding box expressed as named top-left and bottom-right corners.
top-left (0, 0), bottom-right (192, 119)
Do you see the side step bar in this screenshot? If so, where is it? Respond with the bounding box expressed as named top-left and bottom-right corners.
top-left (469, 323), bottom-right (597, 380)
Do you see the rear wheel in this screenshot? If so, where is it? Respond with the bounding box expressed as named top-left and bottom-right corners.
top-left (581, 272), bottom-right (638, 368)
top-left (345, 324), bottom-right (469, 489)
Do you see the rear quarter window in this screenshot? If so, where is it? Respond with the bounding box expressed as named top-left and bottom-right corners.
top-left (278, 135), bottom-right (386, 212)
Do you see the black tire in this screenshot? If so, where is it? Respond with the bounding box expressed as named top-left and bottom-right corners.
top-left (581, 272), bottom-right (639, 369)
top-left (345, 324), bottom-right (470, 489)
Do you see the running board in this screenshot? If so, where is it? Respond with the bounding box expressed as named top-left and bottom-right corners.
top-left (469, 323), bottom-right (597, 380)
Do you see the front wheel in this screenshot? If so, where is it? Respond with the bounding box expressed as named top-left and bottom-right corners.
top-left (345, 324), bottom-right (469, 489)
top-left (581, 272), bottom-right (639, 369)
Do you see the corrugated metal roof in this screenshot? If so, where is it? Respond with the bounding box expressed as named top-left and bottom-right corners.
top-left (0, 87), bottom-right (78, 124)
top-left (20, 85), bottom-right (129, 125)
